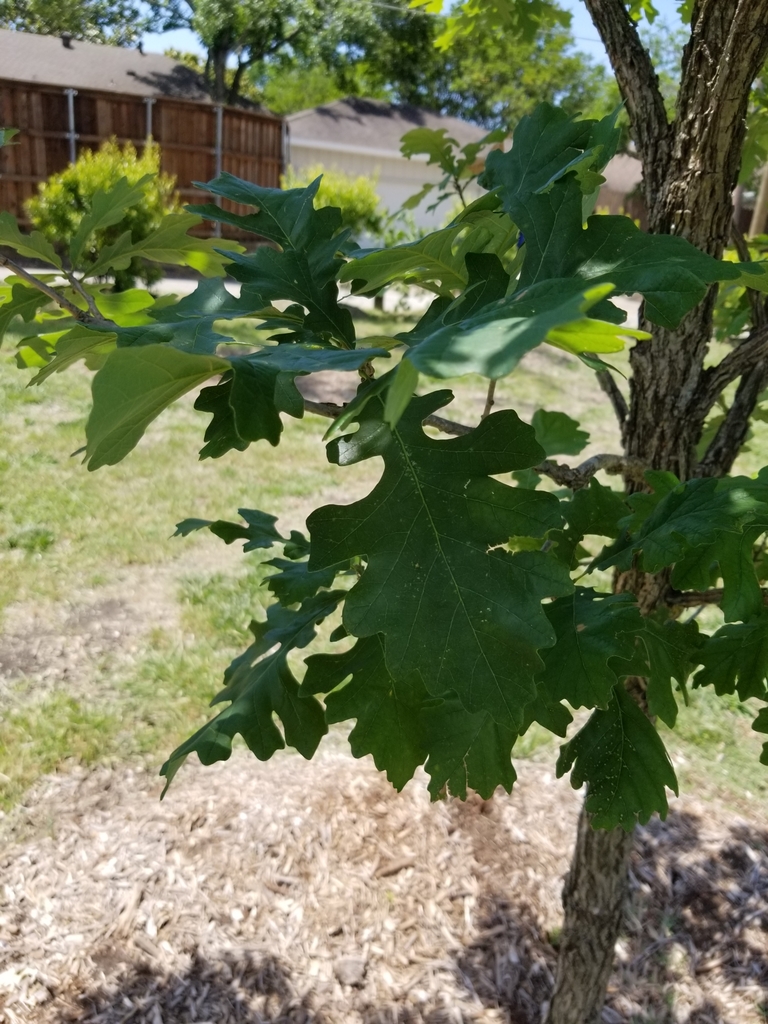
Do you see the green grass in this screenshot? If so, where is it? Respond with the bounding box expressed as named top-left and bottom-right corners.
top-left (0, 693), bottom-right (121, 810)
top-left (2, 308), bottom-right (768, 817)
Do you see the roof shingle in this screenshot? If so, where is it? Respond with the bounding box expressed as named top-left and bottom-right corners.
top-left (287, 97), bottom-right (487, 155)
top-left (0, 27), bottom-right (210, 100)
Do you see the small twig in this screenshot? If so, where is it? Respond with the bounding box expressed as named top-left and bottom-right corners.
top-left (65, 270), bottom-right (101, 321)
top-left (666, 589), bottom-right (725, 607)
top-left (0, 253), bottom-right (84, 319)
top-left (665, 588), bottom-right (768, 608)
top-left (536, 453), bottom-right (647, 490)
top-left (481, 380), bottom-right (497, 420)
top-left (596, 369), bottom-right (628, 430)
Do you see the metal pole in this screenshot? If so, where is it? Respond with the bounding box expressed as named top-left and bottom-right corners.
top-left (144, 97), bottom-right (156, 140)
top-left (281, 119), bottom-right (289, 177)
top-left (749, 162), bottom-right (768, 239)
top-left (64, 88), bottom-right (78, 164)
top-left (213, 104), bottom-right (223, 237)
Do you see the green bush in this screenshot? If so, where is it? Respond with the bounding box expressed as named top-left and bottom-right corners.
top-left (281, 163), bottom-right (384, 239)
top-left (26, 139), bottom-right (178, 290)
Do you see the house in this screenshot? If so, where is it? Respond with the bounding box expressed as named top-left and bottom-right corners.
top-left (287, 98), bottom-right (489, 232)
top-left (0, 28), bottom-right (283, 235)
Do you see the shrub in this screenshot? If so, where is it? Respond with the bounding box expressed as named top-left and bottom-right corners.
top-left (281, 163), bottom-right (384, 240)
top-left (26, 139), bottom-right (178, 290)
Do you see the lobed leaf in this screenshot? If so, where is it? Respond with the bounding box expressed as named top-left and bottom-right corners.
top-left (557, 684), bottom-right (678, 831)
top-left (308, 391), bottom-right (572, 730)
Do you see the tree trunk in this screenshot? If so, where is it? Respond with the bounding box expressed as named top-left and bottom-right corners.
top-left (547, 805), bottom-right (635, 1024)
top-left (210, 44), bottom-right (229, 104)
top-left (548, 2), bottom-right (768, 1020)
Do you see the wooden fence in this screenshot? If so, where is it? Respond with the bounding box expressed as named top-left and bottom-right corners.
top-left (0, 81), bottom-right (285, 239)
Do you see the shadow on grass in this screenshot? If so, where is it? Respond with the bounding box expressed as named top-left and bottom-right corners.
top-left (54, 812), bottom-right (768, 1024)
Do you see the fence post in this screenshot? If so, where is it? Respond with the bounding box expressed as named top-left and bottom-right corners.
top-left (144, 97), bottom-right (156, 140)
top-left (63, 88), bottom-right (78, 164)
top-left (213, 104), bottom-right (223, 238)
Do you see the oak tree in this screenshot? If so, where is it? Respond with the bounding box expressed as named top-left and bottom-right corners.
top-left (5, 2), bottom-right (768, 1020)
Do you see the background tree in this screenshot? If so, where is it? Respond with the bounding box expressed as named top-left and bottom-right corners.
top-left (150, 0), bottom-right (377, 105)
top-left (0, 0), bottom-right (149, 44)
top-left (249, 0), bottom-right (614, 128)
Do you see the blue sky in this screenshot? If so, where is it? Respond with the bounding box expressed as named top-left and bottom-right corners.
top-left (141, 0), bottom-right (685, 68)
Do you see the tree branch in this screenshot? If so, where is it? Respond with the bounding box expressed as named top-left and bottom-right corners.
top-left (0, 254), bottom-right (85, 320)
top-left (582, 0), bottom-right (671, 186)
top-left (697, 361), bottom-right (768, 476)
top-left (535, 454), bottom-right (646, 490)
top-left (303, 400), bottom-right (643, 489)
top-left (65, 271), bottom-right (101, 321)
top-left (596, 369), bottom-right (628, 431)
top-left (692, 322), bottom-right (768, 421)
top-left (664, 587), bottom-right (768, 608)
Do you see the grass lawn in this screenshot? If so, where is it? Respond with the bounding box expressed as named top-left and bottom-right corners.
top-left (1, 306), bottom-right (768, 817)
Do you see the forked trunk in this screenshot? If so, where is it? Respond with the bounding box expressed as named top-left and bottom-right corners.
top-left (547, 2), bottom-right (768, 1021)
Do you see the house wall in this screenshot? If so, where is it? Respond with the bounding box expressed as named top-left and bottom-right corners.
top-left (287, 138), bottom-right (482, 235)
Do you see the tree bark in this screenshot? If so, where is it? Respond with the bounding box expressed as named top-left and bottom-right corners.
top-left (547, 805), bottom-right (635, 1024)
top-left (548, 3), bottom-right (768, 1021)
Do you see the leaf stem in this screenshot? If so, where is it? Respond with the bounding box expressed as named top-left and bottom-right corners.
top-left (481, 380), bottom-right (496, 420)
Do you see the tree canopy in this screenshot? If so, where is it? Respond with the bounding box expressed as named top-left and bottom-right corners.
top-left (0, 0), bottom-right (149, 44)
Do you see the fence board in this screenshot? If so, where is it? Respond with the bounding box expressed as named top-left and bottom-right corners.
top-left (0, 80), bottom-right (283, 239)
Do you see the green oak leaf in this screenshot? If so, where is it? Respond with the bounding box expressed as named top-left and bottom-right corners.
top-left (0, 283), bottom-right (51, 344)
top-left (0, 211), bottom-right (62, 268)
top-left (340, 197), bottom-right (518, 296)
top-left (303, 634), bottom-right (430, 791)
top-left (596, 477), bottom-right (768, 573)
top-left (693, 612), bottom-right (768, 700)
top-left (531, 409), bottom-right (589, 457)
top-left (225, 247), bottom-right (354, 346)
top-left (88, 213), bottom-right (241, 279)
top-left (672, 525), bottom-right (765, 623)
top-left (189, 174), bottom-right (354, 345)
top-left (481, 104), bottom-right (750, 329)
top-left (399, 281), bottom-right (644, 380)
top-left (69, 175), bottom-right (154, 267)
top-left (421, 697), bottom-right (517, 799)
top-left (554, 478), bottom-right (629, 566)
top-left (538, 591), bottom-right (643, 710)
top-left (266, 557), bottom-right (347, 605)
top-left (557, 683), bottom-right (678, 830)
top-left (640, 619), bottom-right (704, 727)
top-left (308, 391), bottom-right (572, 730)
top-left (160, 592), bottom-right (341, 794)
top-left (29, 325), bottom-right (116, 382)
top-left (174, 508), bottom-right (285, 551)
top-left (189, 173), bottom-right (324, 250)
top-left (85, 345), bottom-right (228, 470)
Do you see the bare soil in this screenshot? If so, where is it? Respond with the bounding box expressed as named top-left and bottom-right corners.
top-left (1, 749), bottom-right (767, 1024)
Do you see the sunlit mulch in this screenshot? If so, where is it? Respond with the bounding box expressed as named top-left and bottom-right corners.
top-left (1, 749), bottom-right (766, 1024)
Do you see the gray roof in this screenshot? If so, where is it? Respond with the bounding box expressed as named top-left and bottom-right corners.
top-left (288, 98), bottom-right (487, 154)
top-left (0, 28), bottom-right (210, 100)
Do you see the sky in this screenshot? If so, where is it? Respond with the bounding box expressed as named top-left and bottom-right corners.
top-left (141, 0), bottom-right (685, 67)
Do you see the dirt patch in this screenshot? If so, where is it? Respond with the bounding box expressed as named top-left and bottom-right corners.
top-left (0, 751), bottom-right (766, 1024)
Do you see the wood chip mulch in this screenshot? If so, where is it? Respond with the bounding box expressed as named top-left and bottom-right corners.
top-left (1, 750), bottom-right (767, 1024)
